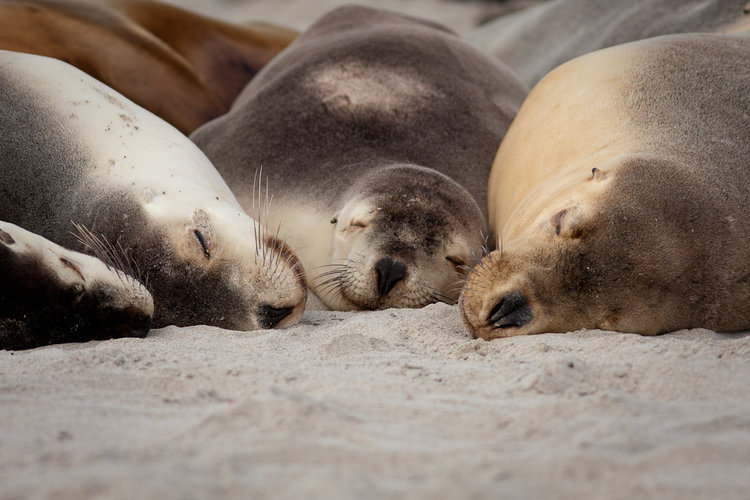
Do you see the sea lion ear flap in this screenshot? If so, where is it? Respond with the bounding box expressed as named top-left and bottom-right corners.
top-left (330, 212), bottom-right (340, 225)
top-left (551, 207), bottom-right (588, 239)
top-left (591, 168), bottom-right (608, 182)
top-left (0, 229), bottom-right (15, 245)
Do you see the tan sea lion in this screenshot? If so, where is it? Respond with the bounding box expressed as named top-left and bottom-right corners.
top-left (468, 0), bottom-right (750, 87)
top-left (0, 221), bottom-right (153, 350)
top-left (191, 5), bottom-right (527, 311)
top-left (459, 31), bottom-right (750, 339)
top-left (0, 0), bottom-right (297, 134)
top-left (0, 50), bottom-right (307, 330)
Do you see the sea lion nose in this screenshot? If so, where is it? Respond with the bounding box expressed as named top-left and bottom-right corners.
top-left (375, 256), bottom-right (407, 297)
top-left (258, 304), bottom-right (293, 329)
top-left (487, 290), bottom-right (533, 329)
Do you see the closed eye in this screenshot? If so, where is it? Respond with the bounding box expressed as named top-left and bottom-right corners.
top-left (194, 230), bottom-right (210, 259)
top-left (60, 257), bottom-right (85, 281)
top-left (446, 255), bottom-right (467, 273)
top-left (345, 220), bottom-right (369, 233)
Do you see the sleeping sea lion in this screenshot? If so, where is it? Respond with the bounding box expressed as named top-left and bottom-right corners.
top-left (459, 31), bottom-right (750, 339)
top-left (0, 50), bottom-right (307, 330)
top-left (0, 221), bottom-right (153, 350)
top-left (0, 0), bottom-right (297, 134)
top-left (468, 0), bottom-right (750, 87)
top-left (191, 5), bottom-right (527, 311)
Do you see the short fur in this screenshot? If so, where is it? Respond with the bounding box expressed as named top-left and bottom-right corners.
top-left (191, 5), bottom-right (527, 310)
top-left (460, 32), bottom-right (750, 339)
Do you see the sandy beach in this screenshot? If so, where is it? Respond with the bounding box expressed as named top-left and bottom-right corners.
top-left (2, 304), bottom-right (749, 498)
top-left (2, 1), bottom-right (750, 499)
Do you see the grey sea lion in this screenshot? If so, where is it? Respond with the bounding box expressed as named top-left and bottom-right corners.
top-left (191, 5), bottom-right (527, 311)
top-left (468, 0), bottom-right (750, 87)
top-left (0, 221), bottom-right (153, 350)
top-left (0, 50), bottom-right (307, 330)
top-left (460, 32), bottom-right (750, 339)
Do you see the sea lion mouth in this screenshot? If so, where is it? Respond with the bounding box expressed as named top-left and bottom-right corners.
top-left (487, 290), bottom-right (533, 330)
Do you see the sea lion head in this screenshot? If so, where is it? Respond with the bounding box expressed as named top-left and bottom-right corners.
top-left (0, 222), bottom-right (154, 350)
top-left (459, 156), bottom-right (712, 339)
top-left (131, 186), bottom-right (308, 331)
top-left (318, 164), bottom-right (486, 310)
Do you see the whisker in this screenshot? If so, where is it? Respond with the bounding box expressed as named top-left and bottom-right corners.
top-left (71, 221), bottom-right (147, 290)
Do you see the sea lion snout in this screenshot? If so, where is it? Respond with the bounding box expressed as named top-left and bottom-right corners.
top-left (374, 256), bottom-right (407, 297)
top-left (487, 290), bottom-right (533, 330)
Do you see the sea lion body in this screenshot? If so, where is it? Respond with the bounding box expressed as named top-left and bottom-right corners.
top-left (0, 50), bottom-right (306, 330)
top-left (459, 32), bottom-right (750, 339)
top-left (469, 0), bottom-right (750, 87)
top-left (0, 221), bottom-right (153, 350)
top-left (191, 5), bottom-right (527, 311)
top-left (0, 0), bottom-right (297, 134)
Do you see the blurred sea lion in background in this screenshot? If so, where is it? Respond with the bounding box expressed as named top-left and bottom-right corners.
top-left (0, 0), bottom-right (297, 134)
top-left (0, 50), bottom-right (307, 331)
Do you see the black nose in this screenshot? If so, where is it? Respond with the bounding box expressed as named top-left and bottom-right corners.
top-left (374, 256), bottom-right (407, 297)
top-left (487, 290), bottom-right (533, 329)
top-left (259, 304), bottom-right (293, 329)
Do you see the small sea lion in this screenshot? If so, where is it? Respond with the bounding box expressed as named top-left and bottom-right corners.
top-left (0, 0), bottom-right (297, 134)
top-left (460, 32), bottom-right (750, 339)
top-left (0, 221), bottom-right (153, 351)
top-left (468, 0), bottom-right (750, 87)
top-left (0, 50), bottom-right (307, 330)
top-left (191, 5), bottom-right (527, 311)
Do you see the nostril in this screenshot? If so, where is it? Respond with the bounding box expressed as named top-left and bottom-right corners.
top-left (374, 256), bottom-right (407, 297)
top-left (259, 304), bottom-right (293, 329)
top-left (487, 290), bottom-right (533, 329)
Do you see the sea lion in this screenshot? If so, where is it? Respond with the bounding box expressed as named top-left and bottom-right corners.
top-left (0, 221), bottom-right (153, 350)
top-left (468, 0), bottom-right (750, 87)
top-left (459, 32), bottom-right (750, 339)
top-left (0, 0), bottom-right (297, 134)
top-left (0, 50), bottom-right (307, 330)
top-left (191, 5), bottom-right (527, 311)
